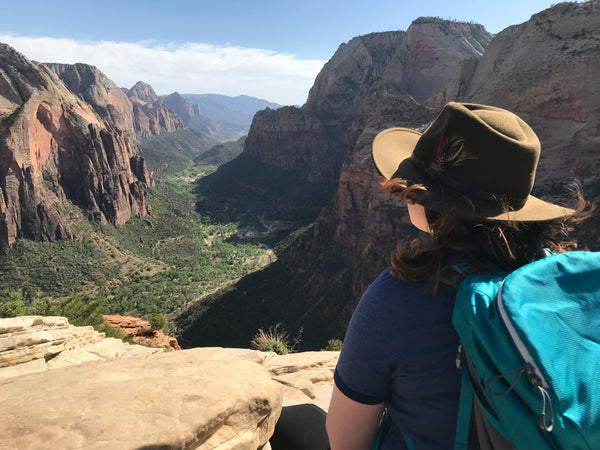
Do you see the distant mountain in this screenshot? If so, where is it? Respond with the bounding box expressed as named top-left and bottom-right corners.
top-left (182, 94), bottom-right (282, 131)
top-left (160, 92), bottom-right (244, 142)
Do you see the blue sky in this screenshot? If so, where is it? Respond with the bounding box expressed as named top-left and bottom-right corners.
top-left (1, 0), bottom-right (563, 105)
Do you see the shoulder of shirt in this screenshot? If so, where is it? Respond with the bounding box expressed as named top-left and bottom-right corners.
top-left (366, 267), bottom-right (425, 296)
top-left (368, 267), bottom-right (455, 299)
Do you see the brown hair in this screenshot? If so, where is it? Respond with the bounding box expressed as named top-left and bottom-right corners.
top-left (382, 179), bottom-right (594, 291)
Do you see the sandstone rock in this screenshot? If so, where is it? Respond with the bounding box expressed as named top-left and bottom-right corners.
top-left (126, 80), bottom-right (159, 104)
top-left (305, 21), bottom-right (490, 117)
top-left (0, 316), bottom-right (162, 379)
top-left (46, 65), bottom-right (187, 140)
top-left (227, 348), bottom-right (339, 411)
top-left (102, 314), bottom-right (153, 335)
top-left (0, 357), bottom-right (47, 379)
top-left (161, 91), bottom-right (203, 120)
top-left (0, 315), bottom-right (104, 369)
top-left (263, 351), bottom-right (339, 376)
top-left (126, 81), bottom-right (188, 138)
top-left (102, 314), bottom-right (181, 350)
top-left (458, 1), bottom-right (600, 249)
top-left (264, 351), bottom-right (338, 409)
top-left (46, 337), bottom-right (162, 369)
top-left (220, 347), bottom-right (278, 365)
top-left (0, 44), bottom-right (152, 246)
top-left (45, 62), bottom-right (137, 136)
top-left (245, 106), bottom-right (329, 174)
top-left (0, 347), bottom-right (283, 449)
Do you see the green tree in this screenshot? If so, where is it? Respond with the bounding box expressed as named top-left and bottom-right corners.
top-left (0, 292), bottom-right (27, 318)
top-left (60, 296), bottom-right (104, 327)
top-left (322, 339), bottom-right (343, 351)
top-left (148, 313), bottom-right (166, 331)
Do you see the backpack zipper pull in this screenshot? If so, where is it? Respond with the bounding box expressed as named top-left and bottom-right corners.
top-left (525, 365), bottom-right (555, 433)
top-left (537, 386), bottom-right (554, 432)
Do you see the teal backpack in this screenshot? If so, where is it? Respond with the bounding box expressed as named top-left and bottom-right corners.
top-left (452, 251), bottom-right (600, 449)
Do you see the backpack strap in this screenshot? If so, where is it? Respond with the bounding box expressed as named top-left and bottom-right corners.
top-left (455, 345), bottom-right (474, 450)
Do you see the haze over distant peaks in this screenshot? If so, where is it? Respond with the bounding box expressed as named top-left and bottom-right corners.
top-left (183, 94), bottom-right (282, 130)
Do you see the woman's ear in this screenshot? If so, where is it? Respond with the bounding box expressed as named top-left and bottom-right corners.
top-left (407, 203), bottom-right (431, 233)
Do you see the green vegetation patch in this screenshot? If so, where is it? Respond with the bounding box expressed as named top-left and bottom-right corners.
top-left (0, 236), bottom-right (120, 299)
top-left (138, 129), bottom-right (216, 174)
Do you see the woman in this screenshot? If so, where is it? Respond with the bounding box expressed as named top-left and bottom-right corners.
top-left (326, 102), bottom-right (591, 449)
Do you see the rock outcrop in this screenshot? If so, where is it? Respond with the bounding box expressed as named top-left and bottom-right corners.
top-left (160, 91), bottom-right (223, 141)
top-left (0, 316), bottom-right (338, 448)
top-left (459, 1), bottom-right (600, 228)
top-left (124, 80), bottom-right (159, 104)
top-left (0, 316), bottom-right (104, 369)
top-left (0, 347), bottom-right (282, 449)
top-left (0, 44), bottom-right (152, 246)
top-left (45, 62), bottom-right (137, 137)
top-left (305, 21), bottom-right (490, 117)
top-left (162, 91), bottom-right (203, 120)
top-left (102, 314), bottom-right (180, 350)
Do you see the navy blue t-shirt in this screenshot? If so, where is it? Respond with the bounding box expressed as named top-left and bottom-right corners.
top-left (334, 268), bottom-right (461, 449)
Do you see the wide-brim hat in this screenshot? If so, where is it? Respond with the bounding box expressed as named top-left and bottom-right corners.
top-left (372, 102), bottom-right (575, 221)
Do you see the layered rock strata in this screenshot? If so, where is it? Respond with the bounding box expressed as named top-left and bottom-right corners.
top-left (458, 1), bottom-right (600, 234)
top-left (0, 315), bottom-right (105, 369)
top-left (0, 44), bottom-right (152, 246)
top-left (125, 80), bottom-right (188, 138)
top-left (0, 316), bottom-right (164, 378)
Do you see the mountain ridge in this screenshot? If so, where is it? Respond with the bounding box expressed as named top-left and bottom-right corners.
top-left (0, 45), bottom-right (152, 246)
top-left (177, 3), bottom-right (600, 349)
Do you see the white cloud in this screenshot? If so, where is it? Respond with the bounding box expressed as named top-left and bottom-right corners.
top-left (0, 35), bottom-right (326, 106)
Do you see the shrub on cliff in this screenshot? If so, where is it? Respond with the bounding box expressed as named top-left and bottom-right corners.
top-left (148, 313), bottom-right (166, 331)
top-left (250, 324), bottom-right (289, 355)
top-left (322, 339), bottom-right (343, 351)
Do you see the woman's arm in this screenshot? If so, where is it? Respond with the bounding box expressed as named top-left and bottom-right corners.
top-left (326, 384), bottom-right (385, 450)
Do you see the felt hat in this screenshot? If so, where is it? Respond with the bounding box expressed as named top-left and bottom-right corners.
top-left (372, 102), bottom-right (574, 221)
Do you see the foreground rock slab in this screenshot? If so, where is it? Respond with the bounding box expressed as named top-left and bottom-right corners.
top-left (222, 349), bottom-right (339, 411)
top-left (0, 347), bottom-right (283, 449)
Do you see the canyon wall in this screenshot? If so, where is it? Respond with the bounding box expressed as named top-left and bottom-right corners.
top-left (46, 64), bottom-right (187, 139)
top-left (0, 44), bottom-right (152, 246)
top-left (179, 18), bottom-right (494, 348)
top-left (180, 4), bottom-right (600, 349)
top-left (195, 21), bottom-right (490, 222)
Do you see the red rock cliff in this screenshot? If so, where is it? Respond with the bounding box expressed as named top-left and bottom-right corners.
top-left (0, 44), bottom-right (151, 246)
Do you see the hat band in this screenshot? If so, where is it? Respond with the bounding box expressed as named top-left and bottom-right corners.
top-left (409, 155), bottom-right (528, 213)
